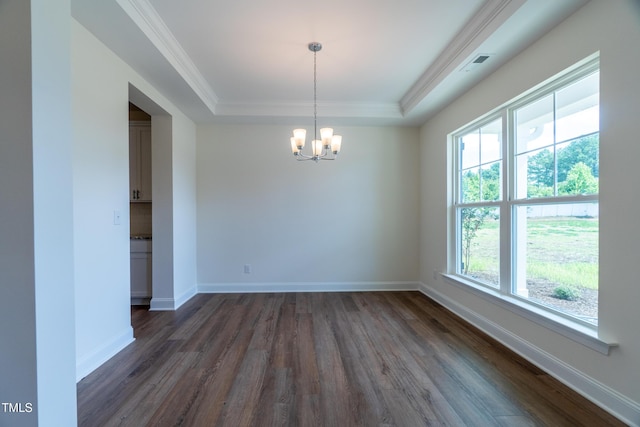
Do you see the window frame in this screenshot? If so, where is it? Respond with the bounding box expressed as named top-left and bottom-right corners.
top-left (449, 56), bottom-right (602, 335)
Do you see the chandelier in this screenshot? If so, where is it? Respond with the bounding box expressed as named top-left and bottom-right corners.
top-left (290, 42), bottom-right (342, 162)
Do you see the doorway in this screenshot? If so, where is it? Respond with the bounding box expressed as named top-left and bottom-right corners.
top-left (129, 83), bottom-right (177, 313)
top-left (129, 102), bottom-right (152, 306)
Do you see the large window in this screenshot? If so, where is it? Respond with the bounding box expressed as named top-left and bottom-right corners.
top-left (452, 58), bottom-right (599, 326)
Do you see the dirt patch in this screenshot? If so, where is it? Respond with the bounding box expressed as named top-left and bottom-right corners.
top-left (467, 273), bottom-right (598, 324)
top-left (526, 278), bottom-right (597, 324)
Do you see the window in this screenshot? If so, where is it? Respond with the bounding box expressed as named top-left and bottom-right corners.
top-left (452, 58), bottom-right (599, 326)
top-left (458, 118), bottom-right (502, 288)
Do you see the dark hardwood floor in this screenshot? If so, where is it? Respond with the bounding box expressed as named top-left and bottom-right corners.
top-left (77, 292), bottom-right (623, 426)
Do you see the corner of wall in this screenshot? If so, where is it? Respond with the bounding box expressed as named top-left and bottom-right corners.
top-left (75, 327), bottom-right (134, 383)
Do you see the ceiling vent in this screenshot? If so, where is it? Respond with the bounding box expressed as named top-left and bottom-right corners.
top-left (460, 54), bottom-right (493, 72)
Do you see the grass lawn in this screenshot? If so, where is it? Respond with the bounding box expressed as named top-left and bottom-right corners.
top-left (466, 216), bottom-right (598, 290)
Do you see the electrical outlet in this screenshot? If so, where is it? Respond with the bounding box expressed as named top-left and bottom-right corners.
top-left (243, 264), bottom-right (252, 274)
top-left (433, 270), bottom-right (438, 281)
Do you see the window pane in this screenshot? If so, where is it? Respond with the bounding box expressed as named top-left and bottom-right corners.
top-left (481, 162), bottom-right (501, 201)
top-left (480, 118), bottom-right (502, 164)
top-left (516, 147), bottom-right (554, 199)
top-left (556, 135), bottom-right (599, 195)
top-left (459, 207), bottom-right (499, 287)
top-left (461, 168), bottom-right (480, 203)
top-left (513, 203), bottom-right (599, 324)
top-left (460, 131), bottom-right (479, 170)
top-left (516, 94), bottom-right (554, 154)
top-left (556, 72), bottom-right (599, 142)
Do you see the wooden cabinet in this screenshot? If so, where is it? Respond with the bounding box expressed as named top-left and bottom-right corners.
top-left (129, 123), bottom-right (152, 202)
top-left (130, 239), bottom-right (152, 305)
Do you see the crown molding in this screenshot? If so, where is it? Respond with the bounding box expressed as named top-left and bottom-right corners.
top-left (400, 0), bottom-right (524, 115)
top-left (117, 0), bottom-right (219, 114)
top-left (215, 101), bottom-right (404, 120)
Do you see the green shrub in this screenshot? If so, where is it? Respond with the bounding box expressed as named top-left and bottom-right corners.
top-left (552, 285), bottom-right (580, 301)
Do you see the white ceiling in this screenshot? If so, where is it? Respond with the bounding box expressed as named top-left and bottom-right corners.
top-left (71, 0), bottom-right (588, 126)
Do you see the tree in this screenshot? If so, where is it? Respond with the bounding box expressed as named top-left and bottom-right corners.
top-left (481, 162), bottom-right (501, 201)
top-left (525, 134), bottom-right (599, 196)
top-left (557, 134), bottom-right (599, 182)
top-left (527, 183), bottom-right (554, 198)
top-left (527, 149), bottom-right (554, 188)
top-left (461, 165), bottom-right (499, 274)
top-left (558, 162), bottom-right (598, 195)
top-left (461, 207), bottom-right (496, 274)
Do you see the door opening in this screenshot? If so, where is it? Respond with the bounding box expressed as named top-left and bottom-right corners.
top-left (129, 102), bottom-right (152, 306)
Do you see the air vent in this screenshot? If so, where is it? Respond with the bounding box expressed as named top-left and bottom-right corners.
top-left (461, 54), bottom-right (493, 72)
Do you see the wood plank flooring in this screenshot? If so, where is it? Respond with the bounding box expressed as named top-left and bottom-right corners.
top-left (77, 292), bottom-right (624, 426)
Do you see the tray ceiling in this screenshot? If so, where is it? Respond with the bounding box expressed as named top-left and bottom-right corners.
top-left (72, 0), bottom-right (588, 125)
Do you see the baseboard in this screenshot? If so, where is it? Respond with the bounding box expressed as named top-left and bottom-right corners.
top-left (149, 286), bottom-right (198, 311)
top-left (418, 282), bottom-right (640, 426)
top-left (175, 286), bottom-right (197, 309)
top-left (197, 281), bottom-right (419, 294)
top-left (75, 327), bottom-right (134, 382)
top-left (149, 297), bottom-right (175, 311)
top-left (130, 297), bottom-right (151, 306)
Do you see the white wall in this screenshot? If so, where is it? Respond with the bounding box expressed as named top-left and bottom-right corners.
top-left (197, 124), bottom-right (420, 291)
top-left (72, 19), bottom-right (197, 379)
top-left (31, 2), bottom-right (77, 424)
top-left (172, 118), bottom-right (198, 304)
top-left (0, 0), bottom-right (77, 425)
top-left (0, 4), bottom-right (39, 424)
top-left (149, 113), bottom-right (198, 310)
top-left (72, 19), bottom-right (134, 380)
top-left (419, 1), bottom-right (640, 424)
top-left (150, 115), bottom-right (175, 310)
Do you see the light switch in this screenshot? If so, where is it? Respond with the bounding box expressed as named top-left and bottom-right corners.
top-left (113, 210), bottom-right (122, 225)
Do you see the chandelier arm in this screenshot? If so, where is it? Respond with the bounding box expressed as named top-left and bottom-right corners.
top-left (320, 147), bottom-right (336, 160)
top-left (295, 143), bottom-right (338, 161)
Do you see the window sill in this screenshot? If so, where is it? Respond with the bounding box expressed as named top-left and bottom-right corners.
top-left (441, 273), bottom-right (617, 355)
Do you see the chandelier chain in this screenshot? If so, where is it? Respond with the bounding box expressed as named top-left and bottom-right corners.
top-left (313, 47), bottom-right (317, 141)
